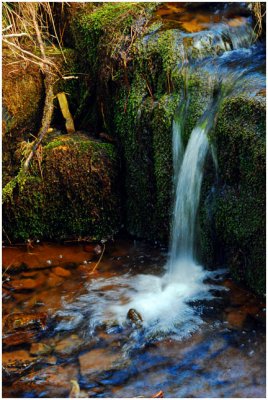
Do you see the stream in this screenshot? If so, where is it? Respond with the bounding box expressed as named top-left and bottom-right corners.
top-left (2, 2), bottom-right (266, 398)
top-left (2, 240), bottom-right (266, 398)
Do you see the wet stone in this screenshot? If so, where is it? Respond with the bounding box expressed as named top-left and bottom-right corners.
top-left (55, 335), bottom-right (84, 357)
top-left (9, 273), bottom-right (46, 290)
top-left (3, 312), bottom-right (48, 334)
top-left (3, 350), bottom-right (37, 379)
top-left (43, 355), bottom-right (57, 365)
top-left (47, 272), bottom-right (64, 287)
top-left (12, 364), bottom-right (79, 398)
top-left (227, 310), bottom-right (247, 328)
top-left (30, 342), bottom-right (52, 356)
top-left (53, 266), bottom-right (71, 277)
top-left (79, 348), bottom-right (122, 377)
top-left (3, 331), bottom-right (37, 348)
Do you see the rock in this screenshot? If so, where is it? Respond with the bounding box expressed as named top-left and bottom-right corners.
top-left (79, 348), bottom-right (121, 377)
top-left (69, 380), bottom-right (81, 398)
top-left (47, 272), bottom-right (64, 287)
top-left (3, 312), bottom-right (48, 334)
top-left (20, 271), bottom-right (39, 278)
top-left (30, 342), bottom-right (52, 356)
top-left (127, 308), bottom-right (143, 327)
top-left (3, 312), bottom-right (48, 348)
top-left (55, 335), bottom-right (83, 357)
top-left (226, 310), bottom-right (247, 329)
top-left (53, 266), bottom-right (71, 277)
top-left (3, 350), bottom-right (37, 380)
top-left (3, 331), bottom-right (37, 348)
top-left (43, 355), bottom-right (57, 365)
top-left (94, 244), bottom-right (102, 255)
top-left (9, 273), bottom-right (46, 290)
top-left (13, 364), bottom-right (79, 398)
top-left (3, 134), bottom-right (120, 243)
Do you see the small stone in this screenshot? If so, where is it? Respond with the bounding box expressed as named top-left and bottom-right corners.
top-left (53, 266), bottom-right (71, 278)
top-left (94, 245), bottom-right (102, 255)
top-left (10, 273), bottom-right (46, 290)
top-left (43, 355), bottom-right (57, 365)
top-left (30, 342), bottom-right (52, 356)
top-left (227, 311), bottom-right (246, 328)
top-left (47, 272), bottom-right (64, 287)
top-left (55, 335), bottom-right (83, 356)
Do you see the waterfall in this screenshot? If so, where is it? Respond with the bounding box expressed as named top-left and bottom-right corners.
top-left (168, 118), bottom-right (210, 274)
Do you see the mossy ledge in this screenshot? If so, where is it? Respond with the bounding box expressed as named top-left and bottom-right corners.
top-left (3, 134), bottom-right (121, 242)
top-left (199, 95), bottom-right (266, 295)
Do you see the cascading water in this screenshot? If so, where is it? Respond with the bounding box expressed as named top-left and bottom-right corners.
top-left (54, 6), bottom-right (265, 342)
top-left (168, 120), bottom-right (210, 272)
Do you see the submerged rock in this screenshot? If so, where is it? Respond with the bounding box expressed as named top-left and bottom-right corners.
top-left (30, 342), bottom-right (53, 356)
top-left (127, 308), bottom-right (143, 327)
top-left (53, 266), bottom-right (71, 277)
top-left (54, 335), bottom-right (83, 357)
top-left (2, 349), bottom-right (38, 381)
top-left (3, 312), bottom-right (48, 347)
top-left (10, 364), bottom-right (78, 398)
top-left (3, 312), bottom-right (48, 333)
top-left (79, 348), bottom-right (121, 377)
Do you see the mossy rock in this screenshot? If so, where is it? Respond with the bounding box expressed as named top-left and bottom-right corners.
top-left (3, 134), bottom-right (121, 242)
top-left (2, 54), bottom-right (44, 136)
top-left (199, 95), bottom-right (265, 295)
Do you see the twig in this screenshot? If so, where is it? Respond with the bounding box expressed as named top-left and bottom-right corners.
top-left (152, 391), bottom-right (164, 398)
top-left (89, 243), bottom-right (106, 275)
top-left (2, 38), bottom-right (55, 67)
top-left (3, 32), bottom-right (29, 38)
top-left (3, 228), bottom-right (12, 245)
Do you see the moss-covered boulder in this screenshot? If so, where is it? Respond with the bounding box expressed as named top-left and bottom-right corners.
top-left (3, 134), bottom-right (121, 242)
top-left (200, 95), bottom-right (266, 295)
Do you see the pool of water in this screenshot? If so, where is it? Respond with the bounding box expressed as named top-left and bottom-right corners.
top-left (2, 239), bottom-right (266, 398)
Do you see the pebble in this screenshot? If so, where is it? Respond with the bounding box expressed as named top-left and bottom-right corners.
top-left (53, 266), bottom-right (71, 278)
top-left (30, 342), bottom-right (52, 356)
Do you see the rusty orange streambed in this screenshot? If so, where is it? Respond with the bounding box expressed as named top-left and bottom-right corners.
top-left (2, 239), bottom-right (266, 398)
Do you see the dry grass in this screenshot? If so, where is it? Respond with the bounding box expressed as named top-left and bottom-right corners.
top-left (252, 2), bottom-right (266, 39)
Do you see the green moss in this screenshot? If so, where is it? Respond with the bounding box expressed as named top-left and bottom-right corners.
top-left (199, 95), bottom-right (265, 295)
top-left (151, 94), bottom-right (180, 239)
top-left (3, 134), bottom-right (121, 242)
top-left (2, 55), bottom-right (44, 136)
